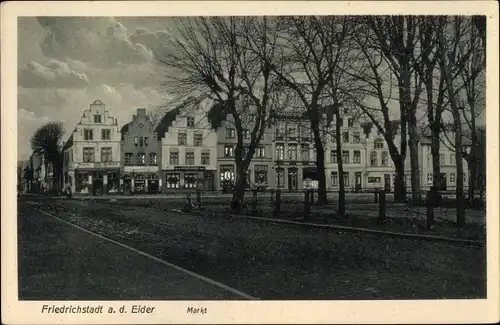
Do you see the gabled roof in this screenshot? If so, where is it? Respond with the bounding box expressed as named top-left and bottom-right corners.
top-left (62, 129), bottom-right (76, 151)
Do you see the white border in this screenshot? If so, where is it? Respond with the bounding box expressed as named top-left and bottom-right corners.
top-left (2, 1), bottom-right (499, 324)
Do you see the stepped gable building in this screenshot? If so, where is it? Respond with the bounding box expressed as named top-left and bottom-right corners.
top-left (62, 100), bottom-right (121, 195)
top-left (120, 108), bottom-right (161, 194)
top-left (216, 100), bottom-right (275, 191)
top-left (155, 99), bottom-right (218, 191)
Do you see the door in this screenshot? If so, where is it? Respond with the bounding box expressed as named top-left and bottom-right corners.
top-left (384, 174), bottom-right (391, 192)
top-left (355, 172), bottom-right (362, 191)
top-left (440, 173), bottom-right (447, 191)
top-left (204, 172), bottom-right (214, 191)
top-left (288, 169), bottom-right (298, 191)
top-left (93, 179), bottom-right (104, 196)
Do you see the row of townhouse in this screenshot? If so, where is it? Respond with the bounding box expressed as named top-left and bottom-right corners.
top-left (60, 100), bottom-right (470, 195)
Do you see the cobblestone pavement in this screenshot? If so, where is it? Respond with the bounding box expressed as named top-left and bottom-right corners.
top-left (21, 197), bottom-right (487, 300)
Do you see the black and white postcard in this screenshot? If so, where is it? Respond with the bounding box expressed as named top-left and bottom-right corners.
top-left (1, 1), bottom-right (499, 324)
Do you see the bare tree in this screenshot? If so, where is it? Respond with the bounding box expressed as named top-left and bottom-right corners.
top-left (435, 16), bottom-right (479, 226)
top-left (158, 17), bottom-right (284, 210)
top-left (438, 16), bottom-right (485, 208)
top-left (259, 16), bottom-right (352, 205)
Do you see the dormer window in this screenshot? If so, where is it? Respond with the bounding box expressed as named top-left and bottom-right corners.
top-left (134, 136), bottom-right (138, 145)
top-left (94, 115), bottom-right (102, 123)
top-left (187, 116), bottom-right (195, 127)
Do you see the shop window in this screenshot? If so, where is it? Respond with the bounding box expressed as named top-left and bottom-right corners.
top-left (165, 173), bottom-right (180, 189)
top-left (184, 173), bottom-right (197, 189)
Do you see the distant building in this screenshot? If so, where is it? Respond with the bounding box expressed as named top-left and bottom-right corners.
top-left (120, 108), bottom-right (161, 194)
top-left (216, 108), bottom-right (275, 191)
top-left (271, 112), bottom-right (316, 190)
top-left (62, 100), bottom-right (121, 195)
top-left (30, 151), bottom-right (53, 192)
top-left (420, 134), bottom-right (470, 191)
top-left (155, 100), bottom-right (217, 191)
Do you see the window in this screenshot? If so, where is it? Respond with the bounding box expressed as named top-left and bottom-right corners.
top-left (256, 146), bottom-right (265, 158)
top-left (343, 172), bottom-right (350, 186)
top-left (288, 144), bottom-right (297, 160)
top-left (165, 173), bottom-right (180, 189)
top-left (348, 118), bottom-right (354, 127)
top-left (353, 150), bottom-right (361, 164)
top-left (187, 116), bottom-right (195, 127)
top-left (249, 114), bottom-right (256, 123)
top-left (169, 152), bottom-right (179, 165)
top-left (440, 154), bottom-right (445, 165)
top-left (243, 129), bottom-right (250, 139)
top-left (276, 124), bottom-right (286, 137)
top-left (194, 133), bottom-right (203, 146)
top-left (331, 172), bottom-right (338, 187)
top-left (330, 150), bottom-right (338, 163)
top-left (185, 152), bottom-right (195, 165)
top-left (427, 173), bottom-right (433, 184)
top-left (381, 151), bottom-right (388, 166)
top-left (374, 139), bottom-right (384, 149)
top-left (288, 126), bottom-right (297, 137)
top-left (178, 131), bottom-right (187, 145)
top-left (301, 145), bottom-right (309, 161)
top-left (149, 153), bottom-right (157, 165)
top-left (450, 154), bottom-right (455, 164)
top-left (342, 132), bottom-right (349, 143)
top-left (226, 128), bottom-right (235, 139)
top-left (450, 173), bottom-right (456, 183)
top-left (224, 145), bottom-right (234, 157)
top-left (342, 150), bottom-right (349, 164)
top-left (101, 129), bottom-right (111, 140)
top-left (276, 168), bottom-right (285, 188)
top-left (201, 152), bottom-right (210, 165)
top-left (242, 146), bottom-right (250, 158)
top-left (368, 177), bottom-right (381, 183)
top-left (134, 136), bottom-right (138, 145)
top-left (94, 115), bottom-right (102, 123)
top-left (122, 154), bottom-right (133, 167)
top-left (370, 151), bottom-right (377, 166)
top-left (101, 147), bottom-right (112, 162)
top-left (137, 153), bottom-right (146, 165)
top-left (139, 136), bottom-right (144, 146)
top-left (220, 165), bottom-right (235, 186)
top-left (83, 147), bottom-right (95, 162)
top-left (254, 165), bottom-right (268, 183)
top-left (144, 137), bottom-right (148, 146)
top-left (84, 129), bottom-right (94, 140)
top-left (184, 173), bottom-right (197, 188)
top-left (353, 132), bottom-right (360, 143)
top-left (427, 154), bottom-right (432, 167)
top-left (276, 144), bottom-right (284, 160)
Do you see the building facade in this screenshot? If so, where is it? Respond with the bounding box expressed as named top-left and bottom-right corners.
top-left (62, 100), bottom-right (121, 195)
top-left (271, 113), bottom-right (317, 191)
top-left (420, 136), bottom-right (470, 192)
top-left (156, 102), bottom-right (217, 191)
top-left (216, 112), bottom-right (275, 191)
top-left (120, 108), bottom-right (161, 194)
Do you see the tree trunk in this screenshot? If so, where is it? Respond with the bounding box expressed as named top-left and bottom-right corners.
top-left (393, 157), bottom-right (406, 203)
top-left (335, 108), bottom-right (345, 217)
top-left (441, 57), bottom-right (466, 226)
top-left (408, 115), bottom-right (421, 202)
top-left (231, 161), bottom-right (247, 212)
top-left (431, 129), bottom-right (442, 190)
top-left (312, 126), bottom-right (328, 205)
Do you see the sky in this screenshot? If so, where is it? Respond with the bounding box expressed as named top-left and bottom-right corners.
top-left (17, 17), bottom-right (179, 160)
top-left (17, 17), bottom-right (485, 161)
